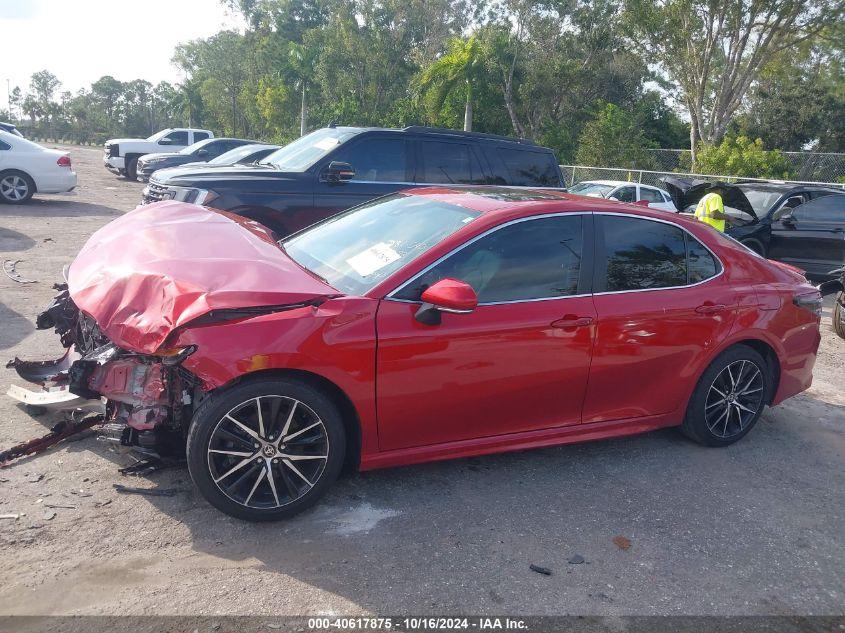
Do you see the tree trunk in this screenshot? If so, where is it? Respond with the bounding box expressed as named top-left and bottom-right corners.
top-left (300, 83), bottom-right (308, 138)
top-left (463, 83), bottom-right (472, 132)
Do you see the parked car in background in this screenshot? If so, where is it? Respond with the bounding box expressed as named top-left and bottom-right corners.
top-left (567, 180), bottom-right (677, 211)
top-left (0, 130), bottom-right (76, 204)
top-left (181, 143), bottom-right (280, 168)
top-left (11, 188), bottom-right (821, 520)
top-left (141, 126), bottom-right (565, 236)
top-left (0, 122), bottom-right (24, 137)
top-left (103, 128), bottom-right (214, 181)
top-left (662, 177), bottom-right (844, 277)
top-left (819, 266), bottom-right (845, 339)
top-left (136, 138), bottom-right (260, 182)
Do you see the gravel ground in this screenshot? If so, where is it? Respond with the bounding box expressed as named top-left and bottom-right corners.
top-left (0, 145), bottom-right (843, 617)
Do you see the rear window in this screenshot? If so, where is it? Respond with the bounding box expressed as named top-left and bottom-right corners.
top-left (498, 148), bottom-right (559, 186)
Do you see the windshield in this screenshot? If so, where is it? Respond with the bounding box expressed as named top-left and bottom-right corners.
top-left (209, 144), bottom-right (264, 165)
top-left (261, 128), bottom-right (361, 171)
top-left (569, 182), bottom-right (614, 197)
top-left (284, 194), bottom-right (480, 295)
top-left (737, 187), bottom-right (784, 215)
top-left (179, 138), bottom-right (216, 155)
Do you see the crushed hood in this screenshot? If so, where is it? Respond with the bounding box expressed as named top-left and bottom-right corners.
top-left (68, 201), bottom-right (337, 354)
top-left (660, 177), bottom-right (758, 221)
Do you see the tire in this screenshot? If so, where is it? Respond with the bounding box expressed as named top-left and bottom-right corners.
top-left (187, 377), bottom-right (346, 521)
top-left (741, 238), bottom-right (766, 257)
top-left (833, 292), bottom-right (845, 340)
top-left (124, 157), bottom-right (138, 181)
top-left (681, 345), bottom-right (771, 447)
top-left (0, 170), bottom-right (35, 204)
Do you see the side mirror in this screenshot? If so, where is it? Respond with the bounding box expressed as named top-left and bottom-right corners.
top-left (322, 161), bottom-right (355, 183)
top-left (414, 278), bottom-right (478, 325)
top-left (781, 213), bottom-right (796, 227)
top-left (196, 149), bottom-right (209, 158)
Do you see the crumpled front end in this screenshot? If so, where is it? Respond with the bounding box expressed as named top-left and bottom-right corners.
top-left (7, 285), bottom-right (199, 457)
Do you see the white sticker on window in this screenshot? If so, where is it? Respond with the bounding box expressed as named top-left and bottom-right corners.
top-left (314, 137), bottom-right (340, 151)
top-left (346, 242), bottom-right (401, 277)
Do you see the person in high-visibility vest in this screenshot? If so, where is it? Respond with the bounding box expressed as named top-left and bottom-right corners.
top-left (694, 191), bottom-right (729, 232)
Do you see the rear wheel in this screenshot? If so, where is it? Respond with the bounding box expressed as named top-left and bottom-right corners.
top-left (187, 377), bottom-right (346, 521)
top-left (833, 292), bottom-right (845, 340)
top-left (681, 346), bottom-right (771, 447)
top-left (0, 171), bottom-right (35, 204)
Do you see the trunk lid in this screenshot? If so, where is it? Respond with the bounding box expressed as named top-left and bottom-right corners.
top-left (68, 201), bottom-right (337, 354)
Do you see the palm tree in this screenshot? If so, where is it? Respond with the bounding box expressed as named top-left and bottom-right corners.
top-left (288, 42), bottom-right (317, 137)
top-left (417, 35), bottom-right (484, 132)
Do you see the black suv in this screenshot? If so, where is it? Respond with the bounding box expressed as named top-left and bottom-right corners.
top-left (141, 126), bottom-right (565, 236)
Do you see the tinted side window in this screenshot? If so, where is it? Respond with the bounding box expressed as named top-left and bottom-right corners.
top-left (686, 234), bottom-right (719, 283)
top-left (792, 195), bottom-right (845, 223)
top-left (420, 141), bottom-right (484, 184)
top-left (640, 187), bottom-right (663, 203)
top-left (161, 131), bottom-right (189, 145)
top-left (0, 141), bottom-right (10, 151)
top-left (193, 131), bottom-right (210, 142)
top-left (600, 215), bottom-right (687, 291)
top-left (333, 137), bottom-right (409, 182)
top-left (497, 148), bottom-right (558, 186)
top-left (395, 215), bottom-right (583, 303)
top-left (609, 186), bottom-right (636, 203)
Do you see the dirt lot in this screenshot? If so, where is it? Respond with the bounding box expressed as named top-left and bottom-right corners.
top-left (0, 145), bottom-right (843, 617)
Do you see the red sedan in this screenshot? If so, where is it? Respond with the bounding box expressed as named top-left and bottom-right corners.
top-left (13, 188), bottom-right (822, 520)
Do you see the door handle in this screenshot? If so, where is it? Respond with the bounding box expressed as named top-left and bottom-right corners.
top-left (832, 227), bottom-right (843, 233)
top-left (551, 316), bottom-right (594, 329)
top-left (695, 303), bottom-right (727, 315)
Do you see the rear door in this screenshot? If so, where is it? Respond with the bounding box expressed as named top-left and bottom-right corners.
top-left (313, 134), bottom-right (413, 218)
top-left (769, 195), bottom-right (845, 275)
top-left (376, 213), bottom-right (595, 449)
top-left (416, 139), bottom-right (488, 185)
top-left (582, 213), bottom-right (734, 424)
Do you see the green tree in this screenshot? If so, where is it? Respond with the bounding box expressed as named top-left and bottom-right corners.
top-left (576, 103), bottom-right (656, 168)
top-left (417, 35), bottom-right (485, 131)
top-left (625, 0), bottom-right (843, 164)
top-left (694, 135), bottom-right (791, 178)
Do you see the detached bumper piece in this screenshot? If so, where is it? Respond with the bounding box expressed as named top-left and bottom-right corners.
top-left (0, 414), bottom-right (104, 467)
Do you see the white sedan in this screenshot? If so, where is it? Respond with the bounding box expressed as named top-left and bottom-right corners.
top-left (568, 179), bottom-right (677, 211)
top-left (0, 130), bottom-right (77, 204)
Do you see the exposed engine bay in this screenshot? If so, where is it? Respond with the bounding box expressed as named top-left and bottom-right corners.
top-left (6, 283), bottom-right (200, 461)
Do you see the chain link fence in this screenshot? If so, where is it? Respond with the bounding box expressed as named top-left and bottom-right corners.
top-left (645, 149), bottom-right (845, 184)
top-left (562, 164), bottom-right (845, 191)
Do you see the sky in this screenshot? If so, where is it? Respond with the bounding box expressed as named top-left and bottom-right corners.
top-left (0, 0), bottom-right (242, 102)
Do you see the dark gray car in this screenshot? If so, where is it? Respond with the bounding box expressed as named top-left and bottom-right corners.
top-left (136, 138), bottom-right (258, 181)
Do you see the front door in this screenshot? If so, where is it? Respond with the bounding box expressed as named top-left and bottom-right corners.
top-left (313, 135), bottom-right (413, 220)
top-left (376, 213), bottom-right (596, 450)
top-left (769, 195), bottom-right (845, 276)
top-left (582, 214), bottom-right (736, 423)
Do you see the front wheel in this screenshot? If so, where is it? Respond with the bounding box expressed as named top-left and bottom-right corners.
top-left (681, 346), bottom-right (771, 447)
top-left (833, 292), bottom-right (845, 340)
top-left (187, 378), bottom-right (346, 521)
top-left (124, 157), bottom-right (138, 181)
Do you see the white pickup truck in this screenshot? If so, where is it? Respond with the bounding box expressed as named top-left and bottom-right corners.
top-left (103, 128), bottom-right (214, 180)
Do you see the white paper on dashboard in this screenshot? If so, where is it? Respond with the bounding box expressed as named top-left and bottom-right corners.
top-left (346, 242), bottom-right (401, 277)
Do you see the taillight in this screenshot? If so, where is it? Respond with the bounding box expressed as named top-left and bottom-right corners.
top-left (57, 155), bottom-right (71, 168)
top-left (794, 292), bottom-right (822, 317)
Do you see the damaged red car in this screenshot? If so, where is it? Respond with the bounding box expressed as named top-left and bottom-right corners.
top-left (8, 188), bottom-right (822, 521)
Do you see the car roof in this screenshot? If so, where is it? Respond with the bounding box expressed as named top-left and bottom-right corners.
top-left (327, 125), bottom-right (541, 148)
top-left (734, 181), bottom-right (840, 193)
